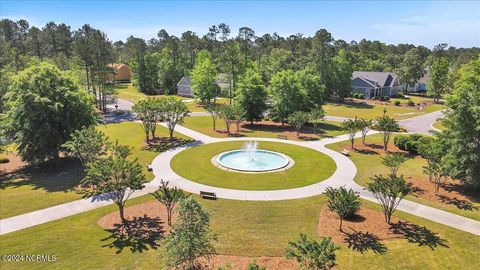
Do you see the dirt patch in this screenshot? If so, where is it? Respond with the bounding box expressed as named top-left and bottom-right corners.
top-left (318, 205), bottom-right (400, 244)
top-left (340, 141), bottom-right (404, 154)
top-left (142, 137), bottom-right (195, 152)
top-left (197, 255), bottom-right (297, 270)
top-left (98, 200), bottom-right (173, 231)
top-left (407, 176), bottom-right (479, 212)
top-left (215, 120), bottom-right (339, 141)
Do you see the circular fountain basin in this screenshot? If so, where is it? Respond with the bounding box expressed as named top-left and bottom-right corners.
top-left (216, 149), bottom-right (290, 172)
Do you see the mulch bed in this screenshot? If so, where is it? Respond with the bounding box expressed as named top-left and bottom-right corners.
top-left (0, 152), bottom-right (26, 176)
top-left (318, 205), bottom-right (401, 244)
top-left (142, 137), bottom-right (195, 152)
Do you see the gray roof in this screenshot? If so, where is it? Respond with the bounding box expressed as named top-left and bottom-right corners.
top-left (352, 71), bottom-right (398, 88)
top-left (177, 76), bottom-right (191, 86)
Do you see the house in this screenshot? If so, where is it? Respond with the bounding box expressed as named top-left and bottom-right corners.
top-left (176, 74), bottom-right (231, 97)
top-left (410, 68), bottom-right (429, 93)
top-left (351, 71), bottom-right (401, 98)
top-left (109, 63), bottom-right (131, 82)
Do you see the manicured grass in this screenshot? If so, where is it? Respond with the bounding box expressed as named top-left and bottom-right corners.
top-left (0, 122), bottom-right (191, 219)
top-left (171, 141), bottom-right (336, 190)
top-left (433, 119), bottom-right (446, 131)
top-left (0, 194), bottom-right (478, 269)
top-left (115, 83), bottom-right (188, 103)
top-left (182, 116), bottom-right (344, 140)
top-left (326, 134), bottom-right (480, 221)
top-left (324, 98), bottom-right (444, 120)
top-left (186, 98), bottom-right (230, 112)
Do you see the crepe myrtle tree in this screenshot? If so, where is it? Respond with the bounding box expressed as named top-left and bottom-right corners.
top-left (151, 180), bottom-right (186, 226)
top-left (309, 106), bottom-right (325, 135)
top-left (381, 153), bottom-right (408, 177)
top-left (325, 187), bottom-right (361, 231)
top-left (366, 174), bottom-right (412, 224)
top-left (62, 127), bottom-right (111, 168)
top-left (232, 103), bottom-right (245, 133)
top-left (288, 111), bottom-right (310, 137)
top-left (286, 234), bottom-right (339, 270)
top-left (163, 197), bottom-right (217, 270)
top-left (82, 143), bottom-right (145, 223)
top-left (161, 97), bottom-right (190, 140)
top-left (341, 119), bottom-right (360, 149)
top-left (373, 114), bottom-right (399, 151)
top-left (357, 118), bottom-right (373, 145)
top-left (218, 104), bottom-right (235, 135)
top-left (206, 103), bottom-right (221, 131)
top-left (132, 97), bottom-right (160, 142)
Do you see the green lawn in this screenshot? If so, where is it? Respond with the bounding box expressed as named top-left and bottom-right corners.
top-left (324, 97), bottom-right (444, 120)
top-left (0, 194), bottom-right (478, 269)
top-left (186, 98), bottom-right (230, 112)
top-left (433, 119), bottom-right (446, 131)
top-left (115, 83), bottom-right (189, 103)
top-left (326, 134), bottom-right (480, 221)
top-left (0, 122), bottom-right (191, 219)
top-left (183, 116), bottom-right (344, 140)
top-left (171, 141), bottom-right (336, 190)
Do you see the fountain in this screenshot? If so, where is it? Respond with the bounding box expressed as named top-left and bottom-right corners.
top-left (216, 141), bottom-right (290, 172)
top-left (242, 141), bottom-right (259, 161)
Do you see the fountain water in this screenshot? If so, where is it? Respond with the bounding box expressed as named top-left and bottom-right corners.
top-left (242, 141), bottom-right (259, 161)
top-left (216, 141), bottom-right (290, 172)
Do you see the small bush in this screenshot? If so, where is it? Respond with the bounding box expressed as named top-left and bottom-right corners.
top-left (394, 100), bottom-right (401, 106)
top-left (407, 100), bottom-right (415, 106)
top-left (357, 93), bottom-right (364, 99)
top-left (394, 135), bottom-right (410, 151)
top-left (0, 157), bottom-right (9, 163)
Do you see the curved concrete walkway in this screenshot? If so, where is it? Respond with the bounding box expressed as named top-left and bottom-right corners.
top-left (1, 117), bottom-right (479, 236)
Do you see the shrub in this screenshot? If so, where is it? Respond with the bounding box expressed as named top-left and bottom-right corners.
top-left (394, 135), bottom-right (409, 151)
top-left (394, 100), bottom-right (401, 106)
top-left (0, 157), bottom-right (9, 163)
top-left (357, 93), bottom-right (364, 99)
top-left (394, 134), bottom-right (427, 154)
top-left (407, 100), bottom-right (415, 106)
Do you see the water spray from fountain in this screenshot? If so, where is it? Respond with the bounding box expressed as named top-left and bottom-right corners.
top-left (242, 141), bottom-right (259, 161)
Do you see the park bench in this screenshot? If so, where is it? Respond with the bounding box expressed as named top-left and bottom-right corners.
top-left (147, 164), bottom-right (153, 172)
top-left (200, 191), bottom-right (217, 200)
top-left (277, 135), bottom-right (288, 140)
top-left (341, 149), bottom-right (350, 156)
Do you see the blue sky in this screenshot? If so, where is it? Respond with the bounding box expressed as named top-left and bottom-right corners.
top-left (1, 0), bottom-right (479, 48)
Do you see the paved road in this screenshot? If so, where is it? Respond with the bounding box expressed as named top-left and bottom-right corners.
top-left (399, 110), bottom-right (445, 135)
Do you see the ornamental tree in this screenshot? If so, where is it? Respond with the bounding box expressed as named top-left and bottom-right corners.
top-left (132, 97), bottom-right (161, 142)
top-left (325, 187), bottom-right (361, 231)
top-left (4, 62), bottom-right (95, 163)
top-left (82, 144), bottom-right (145, 223)
top-left (381, 153), bottom-right (408, 177)
top-left (341, 119), bottom-right (360, 149)
top-left (309, 107), bottom-right (325, 135)
top-left (218, 104), bottom-right (235, 135)
top-left (357, 118), bottom-right (373, 145)
top-left (428, 57), bottom-right (450, 103)
top-left (161, 97), bottom-right (190, 140)
top-left (163, 197), bottom-right (216, 270)
top-left (62, 127), bottom-right (111, 167)
top-left (288, 111), bottom-right (310, 137)
top-left (286, 234), bottom-right (339, 270)
top-left (206, 103), bottom-right (221, 131)
top-left (366, 175), bottom-right (412, 224)
top-left (373, 114), bottom-right (399, 151)
top-left (151, 180), bottom-right (186, 226)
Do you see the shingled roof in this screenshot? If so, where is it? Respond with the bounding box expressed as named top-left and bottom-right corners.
top-left (352, 71), bottom-right (398, 88)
